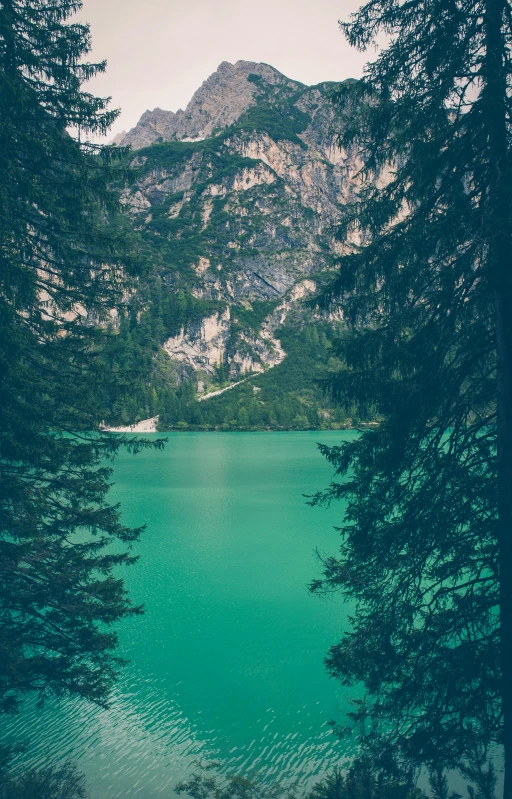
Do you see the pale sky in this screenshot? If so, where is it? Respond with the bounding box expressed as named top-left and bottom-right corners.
top-left (78, 0), bottom-right (373, 141)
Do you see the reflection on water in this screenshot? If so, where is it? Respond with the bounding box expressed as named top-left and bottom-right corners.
top-left (2, 432), bottom-right (358, 797)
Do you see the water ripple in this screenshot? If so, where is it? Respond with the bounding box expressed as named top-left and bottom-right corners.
top-left (1, 433), bottom-right (359, 796)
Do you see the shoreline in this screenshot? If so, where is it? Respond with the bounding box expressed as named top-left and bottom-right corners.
top-left (101, 415), bottom-right (159, 433)
top-left (102, 414), bottom-right (379, 434)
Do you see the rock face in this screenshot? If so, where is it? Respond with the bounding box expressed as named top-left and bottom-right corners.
top-left (120, 61), bottom-right (357, 389)
top-left (119, 61), bottom-right (302, 150)
top-left (163, 308), bottom-right (234, 376)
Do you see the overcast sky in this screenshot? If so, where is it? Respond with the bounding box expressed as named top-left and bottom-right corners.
top-left (78, 0), bottom-right (374, 140)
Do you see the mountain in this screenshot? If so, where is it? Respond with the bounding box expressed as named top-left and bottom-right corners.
top-left (118, 61), bottom-right (304, 149)
top-left (106, 61), bottom-right (369, 431)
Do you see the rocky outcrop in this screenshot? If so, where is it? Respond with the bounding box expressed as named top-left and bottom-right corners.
top-left (119, 61), bottom-right (302, 150)
top-left (110, 130), bottom-right (127, 146)
top-left (163, 308), bottom-right (232, 376)
top-left (161, 280), bottom-right (316, 386)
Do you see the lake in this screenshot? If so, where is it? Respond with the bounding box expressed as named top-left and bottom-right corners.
top-left (2, 432), bottom-right (359, 797)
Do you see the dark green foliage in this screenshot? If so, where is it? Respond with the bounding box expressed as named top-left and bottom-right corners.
top-left (309, 0), bottom-right (512, 785)
top-left (175, 756), bottom-right (426, 799)
top-left (156, 323), bottom-right (366, 432)
top-left (176, 772), bottom-right (287, 799)
top-left (239, 72), bottom-right (311, 147)
top-left (99, 276), bottom-right (224, 425)
top-left (136, 139), bottom-right (210, 171)
top-left (135, 136), bottom-right (255, 177)
top-left (232, 103), bottom-right (311, 148)
top-left (232, 300), bottom-right (280, 333)
top-left (0, 761), bottom-right (87, 799)
top-left (0, 0), bottom-right (162, 713)
top-left (308, 760), bottom-right (424, 799)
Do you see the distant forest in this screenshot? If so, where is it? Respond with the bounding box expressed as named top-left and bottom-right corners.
top-left (100, 277), bottom-right (372, 430)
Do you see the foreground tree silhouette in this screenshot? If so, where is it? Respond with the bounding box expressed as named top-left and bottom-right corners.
top-left (0, 0), bottom-right (160, 714)
top-left (176, 757), bottom-right (425, 799)
top-left (0, 757), bottom-right (87, 799)
top-left (311, 0), bottom-right (512, 794)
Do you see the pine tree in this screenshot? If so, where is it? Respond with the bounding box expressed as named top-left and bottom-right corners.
top-left (0, 0), bottom-right (161, 713)
top-left (310, 0), bottom-right (512, 792)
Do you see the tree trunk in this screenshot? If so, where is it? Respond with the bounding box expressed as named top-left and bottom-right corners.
top-left (497, 293), bottom-right (512, 799)
top-left (484, 1), bottom-right (512, 797)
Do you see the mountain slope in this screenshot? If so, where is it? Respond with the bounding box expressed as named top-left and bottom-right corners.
top-left (107, 61), bottom-right (368, 430)
top-left (118, 61), bottom-right (304, 149)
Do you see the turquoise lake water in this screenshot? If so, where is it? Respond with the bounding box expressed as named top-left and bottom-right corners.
top-left (2, 432), bottom-right (359, 797)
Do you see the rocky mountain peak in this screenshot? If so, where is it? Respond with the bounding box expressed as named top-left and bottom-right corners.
top-left (118, 60), bottom-right (301, 150)
top-left (110, 129), bottom-right (127, 146)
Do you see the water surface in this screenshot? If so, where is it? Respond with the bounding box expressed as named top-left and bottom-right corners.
top-left (3, 432), bottom-right (358, 797)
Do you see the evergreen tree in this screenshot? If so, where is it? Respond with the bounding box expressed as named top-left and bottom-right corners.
top-left (0, 759), bottom-right (87, 799)
top-left (175, 758), bottom-right (427, 799)
top-left (310, 0), bottom-right (512, 791)
top-left (0, 0), bottom-right (160, 713)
